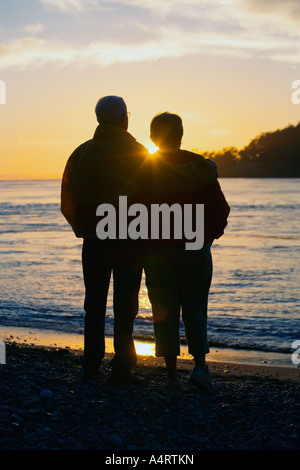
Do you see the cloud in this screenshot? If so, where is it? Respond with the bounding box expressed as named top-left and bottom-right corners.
top-left (0, 38), bottom-right (46, 69)
top-left (230, 0), bottom-right (300, 38)
top-left (39, 0), bottom-right (99, 12)
top-left (23, 23), bottom-right (44, 35)
top-left (0, 28), bottom-right (193, 69)
top-left (1, 22), bottom-right (300, 71)
top-left (242, 0), bottom-right (300, 22)
top-left (103, 0), bottom-right (201, 11)
top-left (207, 129), bottom-right (231, 137)
top-left (15, 137), bottom-right (80, 146)
top-left (181, 111), bottom-right (210, 123)
top-left (1, 0), bottom-right (300, 70)
top-left (37, 0), bottom-right (204, 18)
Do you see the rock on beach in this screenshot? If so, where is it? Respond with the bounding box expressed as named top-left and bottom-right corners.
top-left (0, 342), bottom-right (299, 451)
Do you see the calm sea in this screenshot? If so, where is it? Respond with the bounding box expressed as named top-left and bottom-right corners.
top-left (0, 179), bottom-right (299, 360)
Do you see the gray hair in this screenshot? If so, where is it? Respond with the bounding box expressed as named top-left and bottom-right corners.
top-left (95, 95), bottom-right (127, 125)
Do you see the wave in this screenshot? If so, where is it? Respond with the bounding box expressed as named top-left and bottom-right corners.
top-left (1, 201), bottom-right (300, 213)
top-left (0, 225), bottom-right (69, 234)
top-left (230, 203), bottom-right (300, 211)
top-left (0, 202), bottom-right (60, 215)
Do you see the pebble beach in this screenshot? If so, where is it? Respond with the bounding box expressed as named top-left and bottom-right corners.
top-left (0, 340), bottom-right (299, 453)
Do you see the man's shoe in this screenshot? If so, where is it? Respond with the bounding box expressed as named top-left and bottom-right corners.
top-left (82, 366), bottom-right (102, 381)
top-left (167, 376), bottom-right (184, 394)
top-left (189, 365), bottom-right (214, 392)
top-left (107, 369), bottom-right (143, 386)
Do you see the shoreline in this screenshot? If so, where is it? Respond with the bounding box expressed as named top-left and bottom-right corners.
top-left (1, 325), bottom-right (299, 383)
top-left (0, 324), bottom-right (296, 364)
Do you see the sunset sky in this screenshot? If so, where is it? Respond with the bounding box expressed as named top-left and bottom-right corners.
top-left (1, 0), bottom-right (300, 179)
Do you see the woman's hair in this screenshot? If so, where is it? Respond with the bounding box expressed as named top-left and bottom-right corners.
top-left (150, 112), bottom-right (183, 147)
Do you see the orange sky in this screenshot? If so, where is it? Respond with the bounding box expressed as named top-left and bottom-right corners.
top-left (1, 0), bottom-right (300, 179)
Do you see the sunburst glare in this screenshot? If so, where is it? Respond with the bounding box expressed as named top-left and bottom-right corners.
top-left (146, 142), bottom-right (159, 154)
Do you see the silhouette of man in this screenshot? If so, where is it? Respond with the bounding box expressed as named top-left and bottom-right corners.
top-left (61, 96), bottom-right (148, 384)
top-left (142, 112), bottom-right (230, 392)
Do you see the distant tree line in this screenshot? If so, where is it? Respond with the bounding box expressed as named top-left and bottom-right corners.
top-left (195, 122), bottom-right (300, 177)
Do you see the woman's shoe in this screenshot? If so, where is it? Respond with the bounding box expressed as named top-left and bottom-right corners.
top-left (189, 365), bottom-right (214, 392)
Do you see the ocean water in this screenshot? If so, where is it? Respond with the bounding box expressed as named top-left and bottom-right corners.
top-left (0, 178), bottom-right (299, 358)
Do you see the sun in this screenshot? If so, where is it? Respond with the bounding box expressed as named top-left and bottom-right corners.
top-left (145, 142), bottom-right (159, 154)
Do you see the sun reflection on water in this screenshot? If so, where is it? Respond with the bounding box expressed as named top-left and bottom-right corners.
top-left (134, 340), bottom-right (156, 356)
